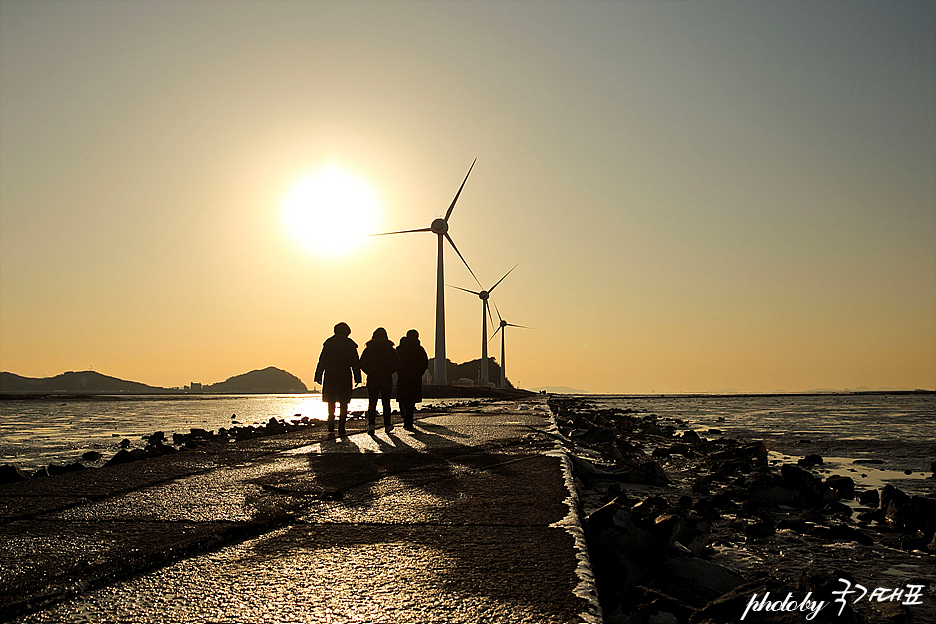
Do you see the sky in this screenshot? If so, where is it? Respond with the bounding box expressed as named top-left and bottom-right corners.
top-left (1, 1), bottom-right (934, 394)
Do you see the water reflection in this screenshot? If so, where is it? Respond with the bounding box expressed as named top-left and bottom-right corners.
top-left (0, 395), bottom-right (458, 469)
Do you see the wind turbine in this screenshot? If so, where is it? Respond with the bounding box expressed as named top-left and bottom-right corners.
top-left (490, 306), bottom-right (529, 389)
top-left (451, 265), bottom-right (516, 387)
top-left (373, 160), bottom-right (481, 386)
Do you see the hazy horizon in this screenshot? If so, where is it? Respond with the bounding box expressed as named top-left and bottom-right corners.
top-left (2, 1), bottom-right (934, 394)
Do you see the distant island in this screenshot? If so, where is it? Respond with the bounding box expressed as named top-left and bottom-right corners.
top-left (0, 367), bottom-right (308, 395)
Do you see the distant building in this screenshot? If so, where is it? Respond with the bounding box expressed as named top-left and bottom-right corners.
top-left (190, 382), bottom-right (202, 391)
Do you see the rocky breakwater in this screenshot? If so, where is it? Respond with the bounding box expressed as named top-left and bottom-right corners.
top-left (0, 401), bottom-right (481, 484)
top-left (0, 415), bottom-right (326, 484)
top-left (548, 396), bottom-right (935, 624)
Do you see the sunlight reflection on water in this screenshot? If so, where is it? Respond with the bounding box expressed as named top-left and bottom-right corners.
top-left (0, 394), bottom-right (453, 469)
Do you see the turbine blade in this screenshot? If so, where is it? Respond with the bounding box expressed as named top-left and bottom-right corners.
top-left (448, 284), bottom-right (481, 296)
top-left (444, 159), bottom-right (477, 222)
top-left (444, 233), bottom-right (482, 287)
top-left (489, 325), bottom-right (503, 342)
top-left (485, 297), bottom-right (496, 328)
top-left (371, 227), bottom-right (433, 236)
top-left (491, 298), bottom-right (503, 323)
top-left (489, 264), bottom-right (518, 293)
top-left (506, 323), bottom-right (530, 329)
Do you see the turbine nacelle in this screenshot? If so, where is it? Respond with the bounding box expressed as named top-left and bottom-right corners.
top-left (430, 218), bottom-right (448, 235)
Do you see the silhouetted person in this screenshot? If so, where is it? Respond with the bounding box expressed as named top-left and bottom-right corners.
top-left (359, 327), bottom-right (400, 433)
top-left (314, 322), bottom-right (361, 440)
top-left (397, 329), bottom-right (429, 431)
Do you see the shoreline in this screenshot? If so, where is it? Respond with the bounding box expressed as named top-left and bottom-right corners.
top-left (3, 389), bottom-right (932, 400)
top-left (0, 384), bottom-right (538, 401)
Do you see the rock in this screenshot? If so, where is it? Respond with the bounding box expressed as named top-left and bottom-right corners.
top-left (81, 450), bottom-right (102, 462)
top-left (780, 464), bottom-right (835, 506)
top-left (145, 442), bottom-right (176, 457)
top-left (688, 578), bottom-right (801, 624)
top-left (880, 484), bottom-right (911, 530)
top-left (693, 497), bottom-right (721, 519)
top-left (652, 513), bottom-right (685, 547)
top-left (680, 430), bottom-right (704, 444)
top-left (631, 495), bottom-right (670, 519)
top-left (104, 448), bottom-right (147, 466)
top-left (810, 523), bottom-right (873, 546)
top-left (751, 486), bottom-right (804, 508)
top-left (584, 496), bottom-right (656, 612)
top-left (823, 501), bottom-right (853, 518)
top-left (857, 489), bottom-right (879, 508)
top-left (825, 475), bottom-right (855, 499)
top-left (46, 462), bottom-right (84, 476)
top-left (906, 495), bottom-right (936, 537)
top-left (676, 515), bottom-right (712, 556)
top-left (856, 508), bottom-right (885, 524)
top-left (0, 464), bottom-right (30, 484)
top-left (119, 438), bottom-right (131, 449)
top-left (659, 555), bottom-right (746, 605)
top-left (145, 431), bottom-right (166, 444)
top-left (797, 453), bottom-right (823, 467)
top-left (623, 460), bottom-right (669, 486)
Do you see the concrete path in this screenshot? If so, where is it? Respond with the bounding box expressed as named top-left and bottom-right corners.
top-left (0, 399), bottom-right (600, 624)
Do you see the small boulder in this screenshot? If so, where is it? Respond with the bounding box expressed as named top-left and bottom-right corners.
top-left (857, 489), bottom-right (879, 508)
top-left (825, 475), bottom-right (855, 499)
top-left (81, 450), bottom-right (102, 462)
top-left (46, 462), bottom-right (84, 476)
top-left (0, 464), bottom-right (30, 484)
top-left (797, 453), bottom-right (824, 467)
top-left (680, 430), bottom-right (704, 444)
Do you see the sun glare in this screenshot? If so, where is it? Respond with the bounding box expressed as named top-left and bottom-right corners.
top-left (282, 165), bottom-right (381, 257)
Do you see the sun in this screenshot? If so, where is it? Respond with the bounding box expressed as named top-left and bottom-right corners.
top-left (282, 165), bottom-right (381, 257)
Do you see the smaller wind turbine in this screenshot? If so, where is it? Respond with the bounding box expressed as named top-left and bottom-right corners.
top-left (451, 265), bottom-right (516, 387)
top-left (490, 305), bottom-right (529, 389)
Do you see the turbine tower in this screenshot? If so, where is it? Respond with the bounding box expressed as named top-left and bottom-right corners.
top-left (374, 160), bottom-right (481, 386)
top-left (490, 308), bottom-right (529, 389)
top-left (452, 265), bottom-right (516, 387)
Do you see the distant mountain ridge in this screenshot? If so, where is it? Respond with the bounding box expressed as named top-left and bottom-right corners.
top-left (0, 367), bottom-right (308, 395)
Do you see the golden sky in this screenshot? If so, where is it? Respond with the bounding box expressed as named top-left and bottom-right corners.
top-left (1, 1), bottom-right (934, 393)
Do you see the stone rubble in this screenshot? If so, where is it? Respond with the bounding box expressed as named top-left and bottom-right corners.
top-left (547, 395), bottom-right (935, 624)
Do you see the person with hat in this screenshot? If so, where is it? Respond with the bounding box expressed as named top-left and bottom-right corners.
top-left (313, 322), bottom-right (361, 439)
top-left (396, 329), bottom-right (429, 431)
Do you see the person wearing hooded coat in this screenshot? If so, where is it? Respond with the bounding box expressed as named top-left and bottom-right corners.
top-left (396, 329), bottom-right (429, 430)
top-left (314, 322), bottom-right (361, 439)
top-left (359, 327), bottom-right (400, 432)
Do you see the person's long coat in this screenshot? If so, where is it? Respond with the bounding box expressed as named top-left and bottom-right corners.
top-left (396, 336), bottom-right (428, 403)
top-left (314, 335), bottom-right (361, 403)
top-left (359, 338), bottom-right (400, 388)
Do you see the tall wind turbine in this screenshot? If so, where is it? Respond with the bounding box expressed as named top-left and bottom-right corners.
top-left (451, 265), bottom-right (516, 387)
top-left (373, 160), bottom-right (481, 386)
top-left (490, 306), bottom-right (529, 389)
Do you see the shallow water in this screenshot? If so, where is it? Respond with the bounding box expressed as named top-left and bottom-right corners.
top-left (585, 393), bottom-right (934, 444)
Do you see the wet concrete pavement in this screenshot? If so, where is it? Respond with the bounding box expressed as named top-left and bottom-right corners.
top-left (0, 400), bottom-right (599, 623)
